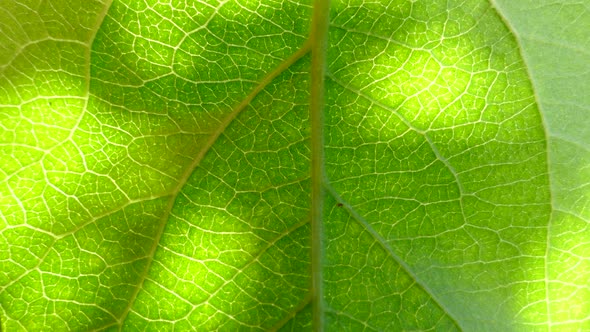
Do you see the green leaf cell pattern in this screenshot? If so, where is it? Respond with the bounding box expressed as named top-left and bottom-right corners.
top-left (0, 0), bottom-right (588, 331)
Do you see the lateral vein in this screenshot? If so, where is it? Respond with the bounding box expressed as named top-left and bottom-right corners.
top-left (323, 182), bottom-right (464, 331)
top-left (116, 40), bottom-right (311, 328)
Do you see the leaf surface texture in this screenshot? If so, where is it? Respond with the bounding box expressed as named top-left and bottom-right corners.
top-left (0, 0), bottom-right (588, 330)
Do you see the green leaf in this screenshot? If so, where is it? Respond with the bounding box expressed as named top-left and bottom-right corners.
top-left (1, 0), bottom-right (588, 330)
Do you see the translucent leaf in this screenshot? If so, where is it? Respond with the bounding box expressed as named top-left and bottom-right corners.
top-left (1, 0), bottom-right (588, 330)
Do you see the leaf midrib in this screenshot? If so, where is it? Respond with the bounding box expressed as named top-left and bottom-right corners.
top-left (112, 0), bottom-right (470, 329)
top-left (309, 0), bottom-right (332, 330)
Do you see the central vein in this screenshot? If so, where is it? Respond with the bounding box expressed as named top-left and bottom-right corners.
top-left (310, 1), bottom-right (331, 331)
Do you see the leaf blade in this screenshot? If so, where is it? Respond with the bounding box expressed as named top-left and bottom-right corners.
top-left (493, 0), bottom-right (590, 328)
top-left (1, 0), bottom-right (588, 331)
